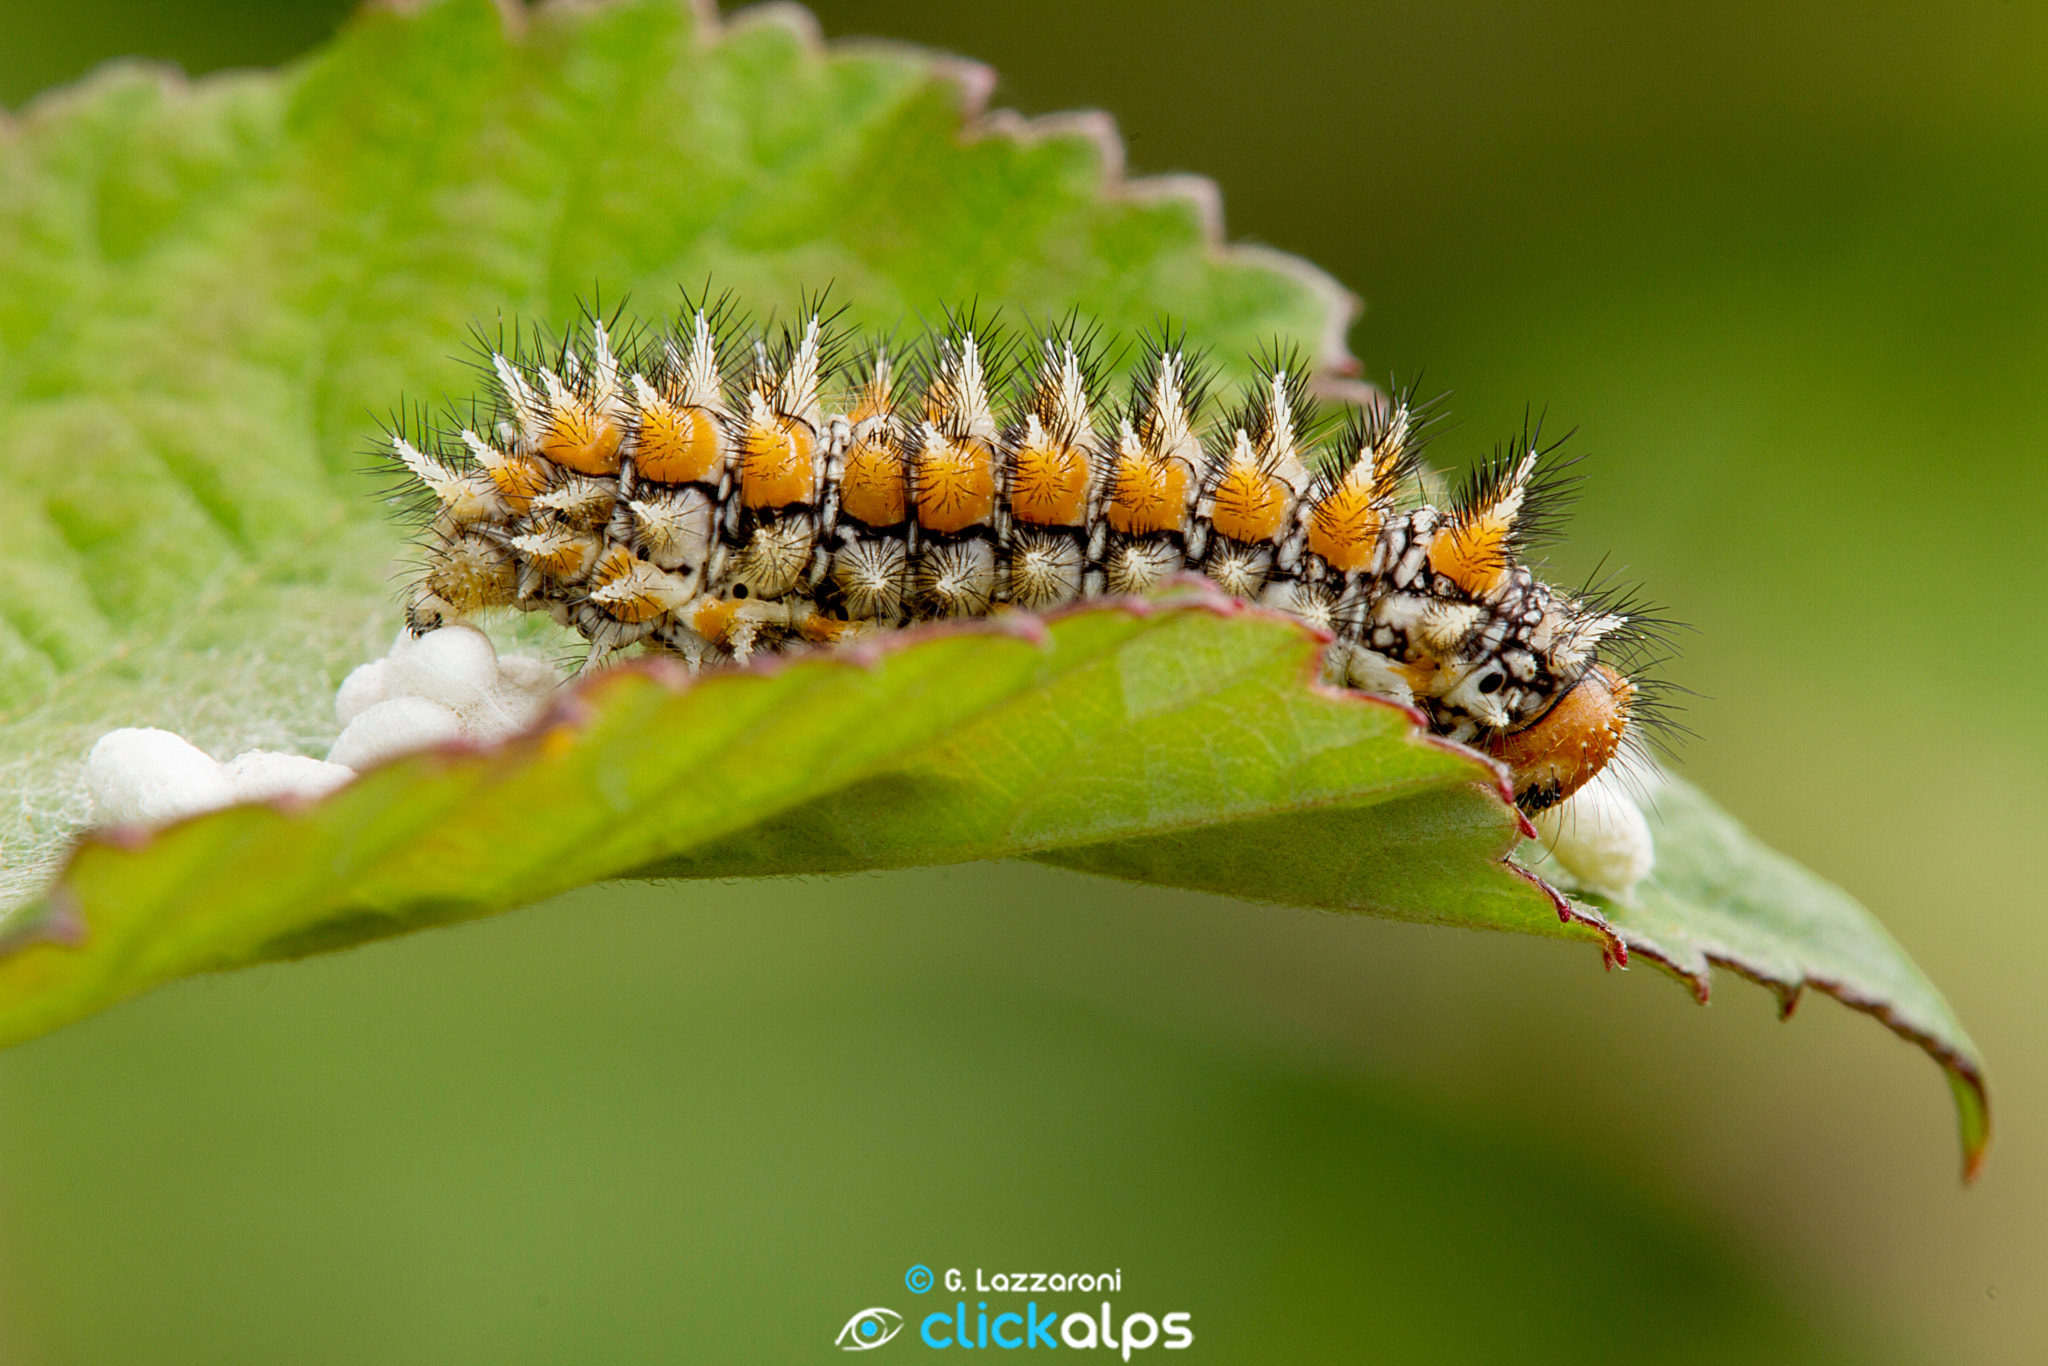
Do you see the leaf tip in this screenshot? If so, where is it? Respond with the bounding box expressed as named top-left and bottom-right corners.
top-left (1953, 1065), bottom-right (1993, 1186)
top-left (1794, 972), bottom-right (1992, 1185)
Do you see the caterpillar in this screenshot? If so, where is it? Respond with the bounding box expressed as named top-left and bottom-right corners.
top-left (384, 293), bottom-right (1665, 814)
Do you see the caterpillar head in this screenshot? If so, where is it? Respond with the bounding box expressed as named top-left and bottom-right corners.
top-left (1485, 662), bottom-right (1634, 813)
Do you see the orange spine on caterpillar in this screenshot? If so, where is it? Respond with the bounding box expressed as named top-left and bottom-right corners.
top-left (382, 294), bottom-right (1673, 812)
top-left (907, 315), bottom-right (1008, 618)
top-left (1002, 322), bottom-right (1102, 610)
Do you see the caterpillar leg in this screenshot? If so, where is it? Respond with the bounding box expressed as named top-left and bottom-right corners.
top-left (1320, 640), bottom-right (1415, 707)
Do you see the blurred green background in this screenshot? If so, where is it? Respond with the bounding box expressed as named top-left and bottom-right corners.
top-left (1, 1), bottom-right (2042, 1361)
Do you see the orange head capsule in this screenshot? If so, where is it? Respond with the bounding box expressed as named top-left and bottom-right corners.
top-left (1486, 663), bottom-right (1633, 813)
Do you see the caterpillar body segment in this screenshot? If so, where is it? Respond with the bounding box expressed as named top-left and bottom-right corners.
top-left (820, 345), bottom-right (913, 625)
top-left (907, 320), bottom-right (1007, 618)
top-left (388, 299), bottom-right (1654, 811)
top-left (1195, 359), bottom-right (1313, 605)
top-left (1002, 327), bottom-right (1103, 610)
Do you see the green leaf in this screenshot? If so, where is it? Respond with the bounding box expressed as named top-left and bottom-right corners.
top-left (0, 0), bottom-right (1985, 1175)
top-left (0, 0), bottom-right (1347, 904)
top-left (1522, 779), bottom-right (1992, 1181)
top-left (0, 593), bottom-right (1612, 1039)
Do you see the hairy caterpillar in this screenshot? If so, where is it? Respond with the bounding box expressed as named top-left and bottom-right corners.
top-left (384, 293), bottom-right (1665, 813)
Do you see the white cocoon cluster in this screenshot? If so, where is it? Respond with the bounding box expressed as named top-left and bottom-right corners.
top-left (1532, 767), bottom-right (1656, 903)
top-left (85, 729), bottom-right (237, 827)
top-left (325, 626), bottom-right (560, 770)
top-left (86, 730), bottom-right (354, 828)
top-left (86, 625), bottom-right (561, 830)
top-left (324, 696), bottom-right (465, 771)
top-left (221, 751), bottom-right (358, 805)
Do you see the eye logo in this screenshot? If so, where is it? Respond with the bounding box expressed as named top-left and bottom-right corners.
top-left (835, 1307), bottom-right (904, 1351)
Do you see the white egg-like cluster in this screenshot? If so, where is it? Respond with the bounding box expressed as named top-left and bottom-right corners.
top-left (85, 626), bottom-right (558, 830)
top-left (1530, 765), bottom-right (1657, 903)
top-left (328, 625), bottom-right (559, 769)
